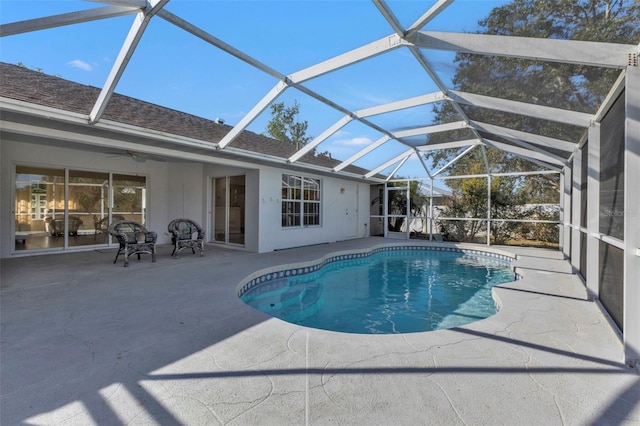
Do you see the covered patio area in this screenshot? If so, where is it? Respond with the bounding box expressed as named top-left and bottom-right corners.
top-left (1, 239), bottom-right (638, 424)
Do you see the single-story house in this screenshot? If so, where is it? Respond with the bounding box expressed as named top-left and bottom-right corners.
top-left (1, 62), bottom-right (377, 257)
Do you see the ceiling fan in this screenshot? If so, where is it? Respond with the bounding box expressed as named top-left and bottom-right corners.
top-left (105, 150), bottom-right (149, 162)
top-left (125, 150), bottom-right (147, 162)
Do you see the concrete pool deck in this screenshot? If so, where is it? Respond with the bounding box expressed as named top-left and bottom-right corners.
top-left (1, 237), bottom-right (639, 425)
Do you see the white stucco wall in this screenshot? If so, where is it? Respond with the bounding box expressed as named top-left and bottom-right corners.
top-left (166, 162), bottom-right (205, 232)
top-left (257, 166), bottom-right (369, 253)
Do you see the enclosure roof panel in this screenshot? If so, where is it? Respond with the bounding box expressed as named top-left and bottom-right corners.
top-left (1, 0), bottom-right (638, 179)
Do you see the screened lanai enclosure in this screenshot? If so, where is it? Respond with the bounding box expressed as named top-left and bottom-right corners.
top-left (1, 1), bottom-right (639, 367)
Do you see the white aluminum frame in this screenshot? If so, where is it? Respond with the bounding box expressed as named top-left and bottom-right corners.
top-left (2, 0), bottom-right (640, 366)
top-left (623, 66), bottom-right (640, 368)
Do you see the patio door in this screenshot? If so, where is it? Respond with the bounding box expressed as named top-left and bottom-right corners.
top-left (212, 175), bottom-right (245, 245)
top-left (343, 183), bottom-right (359, 238)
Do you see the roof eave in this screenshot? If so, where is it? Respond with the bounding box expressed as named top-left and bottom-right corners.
top-left (0, 96), bottom-right (383, 183)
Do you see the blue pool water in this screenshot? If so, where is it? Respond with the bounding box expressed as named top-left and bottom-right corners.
top-left (240, 248), bottom-right (516, 334)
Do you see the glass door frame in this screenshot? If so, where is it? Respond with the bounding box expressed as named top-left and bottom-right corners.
top-left (211, 175), bottom-right (245, 247)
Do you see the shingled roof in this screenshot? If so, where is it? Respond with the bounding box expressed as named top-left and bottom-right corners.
top-left (0, 62), bottom-right (370, 177)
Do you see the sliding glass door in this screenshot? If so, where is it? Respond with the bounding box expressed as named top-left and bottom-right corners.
top-left (212, 175), bottom-right (245, 245)
top-left (15, 166), bottom-right (65, 250)
top-left (14, 166), bottom-right (146, 252)
top-left (68, 170), bottom-right (110, 246)
top-left (113, 174), bottom-right (147, 225)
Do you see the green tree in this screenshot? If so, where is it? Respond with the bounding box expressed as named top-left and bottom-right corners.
top-left (428, 0), bottom-right (639, 244)
top-left (265, 101), bottom-right (312, 149)
top-left (437, 162), bottom-right (489, 242)
top-left (429, 0), bottom-right (640, 174)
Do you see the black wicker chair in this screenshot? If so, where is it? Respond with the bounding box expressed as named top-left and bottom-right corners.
top-left (167, 218), bottom-right (205, 257)
top-left (108, 220), bottom-right (157, 267)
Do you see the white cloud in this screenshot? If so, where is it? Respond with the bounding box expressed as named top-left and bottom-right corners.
top-left (68, 60), bottom-right (93, 71)
top-left (332, 136), bottom-right (372, 146)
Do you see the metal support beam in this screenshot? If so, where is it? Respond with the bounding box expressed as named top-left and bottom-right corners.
top-left (570, 151), bottom-right (584, 274)
top-left (483, 140), bottom-right (562, 171)
top-left (491, 170), bottom-right (560, 177)
top-left (289, 34), bottom-right (405, 84)
top-left (0, 5), bottom-right (141, 36)
top-left (394, 121), bottom-right (467, 139)
top-left (288, 115), bottom-right (353, 163)
top-left (354, 91), bottom-right (446, 118)
top-left (432, 144), bottom-right (477, 177)
top-left (372, 0), bottom-right (489, 180)
top-left (333, 135), bottom-right (390, 172)
top-left (417, 139), bottom-right (480, 152)
top-left (586, 124), bottom-right (601, 299)
top-left (383, 181), bottom-right (389, 238)
top-left (163, 7), bottom-right (414, 160)
top-left (624, 65), bottom-right (640, 367)
top-left (471, 121), bottom-right (576, 153)
top-left (373, 0), bottom-right (486, 161)
top-left (433, 170), bottom-right (558, 180)
top-left (480, 144), bottom-right (490, 175)
top-left (89, 0), bottom-right (170, 124)
top-left (372, 1), bottom-right (405, 37)
top-left (406, 0), bottom-right (454, 37)
top-left (159, 9), bottom-right (285, 81)
top-left (416, 152), bottom-right (432, 179)
top-left (487, 172), bottom-right (491, 246)
top-left (365, 149), bottom-right (415, 178)
top-left (595, 70), bottom-right (627, 123)
top-left (407, 31), bottom-right (635, 68)
top-left (482, 139), bottom-right (565, 167)
top-left (483, 144), bottom-right (491, 245)
top-left (450, 91), bottom-right (593, 128)
top-left (218, 81), bottom-right (289, 149)
top-left (429, 178), bottom-right (434, 240)
top-left (561, 167), bottom-right (572, 259)
top-left (484, 137), bottom-right (569, 167)
top-left (386, 155), bottom-right (411, 181)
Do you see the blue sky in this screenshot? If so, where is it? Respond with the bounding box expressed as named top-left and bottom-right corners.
top-left (0, 0), bottom-right (508, 178)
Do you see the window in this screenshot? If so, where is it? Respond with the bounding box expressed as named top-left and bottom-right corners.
top-left (282, 174), bottom-right (320, 227)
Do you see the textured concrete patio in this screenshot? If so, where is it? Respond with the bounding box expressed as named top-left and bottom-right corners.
top-left (1, 238), bottom-right (639, 425)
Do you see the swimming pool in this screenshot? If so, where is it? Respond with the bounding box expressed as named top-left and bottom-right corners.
top-left (238, 245), bottom-right (518, 334)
